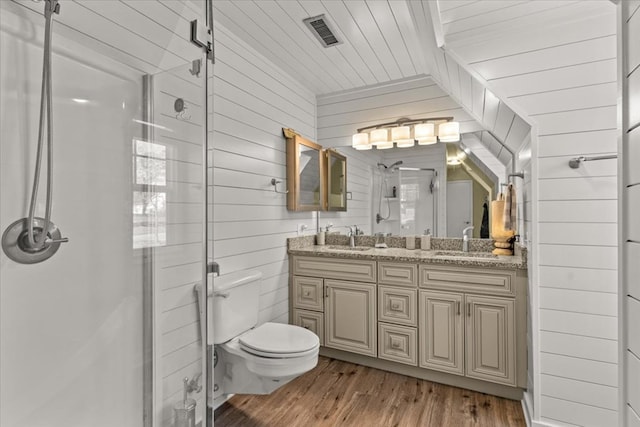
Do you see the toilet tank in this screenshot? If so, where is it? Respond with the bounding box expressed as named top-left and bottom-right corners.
top-left (211, 270), bottom-right (262, 344)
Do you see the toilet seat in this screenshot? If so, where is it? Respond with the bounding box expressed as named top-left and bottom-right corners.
top-left (238, 322), bottom-right (319, 358)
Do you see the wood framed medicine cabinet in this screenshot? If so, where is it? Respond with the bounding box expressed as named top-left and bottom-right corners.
top-left (283, 128), bottom-right (347, 212)
top-left (284, 128), bottom-right (326, 211)
top-left (326, 149), bottom-right (347, 212)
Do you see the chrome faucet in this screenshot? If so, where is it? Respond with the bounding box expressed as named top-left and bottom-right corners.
top-left (462, 226), bottom-right (474, 252)
top-left (348, 225), bottom-right (357, 248)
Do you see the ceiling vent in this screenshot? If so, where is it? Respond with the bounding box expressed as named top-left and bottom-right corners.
top-left (303, 14), bottom-right (342, 48)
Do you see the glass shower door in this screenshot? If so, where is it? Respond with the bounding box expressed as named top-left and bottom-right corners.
top-left (0, 1), bottom-right (209, 426)
top-left (142, 60), bottom-right (208, 427)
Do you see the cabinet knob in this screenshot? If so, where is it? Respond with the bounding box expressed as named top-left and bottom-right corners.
top-left (391, 302), bottom-right (401, 310)
top-left (391, 340), bottom-right (401, 349)
top-left (303, 290), bottom-right (310, 297)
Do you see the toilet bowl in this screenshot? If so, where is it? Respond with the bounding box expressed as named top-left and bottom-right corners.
top-left (218, 322), bottom-right (319, 394)
top-left (211, 270), bottom-right (320, 395)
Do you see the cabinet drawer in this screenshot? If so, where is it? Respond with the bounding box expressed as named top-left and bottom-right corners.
top-left (419, 265), bottom-right (515, 296)
top-left (378, 286), bottom-right (417, 327)
top-left (293, 256), bottom-right (376, 283)
top-left (378, 262), bottom-right (418, 287)
top-left (378, 323), bottom-right (417, 366)
top-left (292, 309), bottom-right (324, 346)
top-left (292, 276), bottom-right (323, 311)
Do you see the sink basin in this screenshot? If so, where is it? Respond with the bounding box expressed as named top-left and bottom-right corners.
top-left (326, 245), bottom-right (372, 252)
top-left (432, 250), bottom-right (499, 259)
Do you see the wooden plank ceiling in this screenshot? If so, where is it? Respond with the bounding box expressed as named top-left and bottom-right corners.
top-left (212, 0), bottom-right (534, 171)
top-left (215, 1), bottom-right (610, 173)
top-left (213, 0), bottom-right (428, 95)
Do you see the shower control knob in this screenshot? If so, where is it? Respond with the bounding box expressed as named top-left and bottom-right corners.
top-left (45, 237), bottom-right (69, 244)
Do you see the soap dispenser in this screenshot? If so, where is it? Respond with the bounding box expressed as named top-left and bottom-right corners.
top-left (421, 229), bottom-right (431, 251)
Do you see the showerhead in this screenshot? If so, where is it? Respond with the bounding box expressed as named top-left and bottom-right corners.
top-left (389, 160), bottom-right (403, 169)
top-left (377, 162), bottom-right (388, 169)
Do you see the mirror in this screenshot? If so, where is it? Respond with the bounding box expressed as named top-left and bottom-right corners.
top-left (285, 130), bottom-right (325, 211)
top-left (338, 139), bottom-right (503, 238)
top-left (326, 150), bottom-right (347, 211)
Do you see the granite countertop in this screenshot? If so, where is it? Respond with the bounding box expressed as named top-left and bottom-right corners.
top-left (288, 235), bottom-right (527, 270)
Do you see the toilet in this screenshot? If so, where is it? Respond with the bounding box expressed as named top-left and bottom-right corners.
top-left (210, 270), bottom-right (319, 395)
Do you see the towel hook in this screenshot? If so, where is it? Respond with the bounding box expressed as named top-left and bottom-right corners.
top-left (270, 178), bottom-right (288, 194)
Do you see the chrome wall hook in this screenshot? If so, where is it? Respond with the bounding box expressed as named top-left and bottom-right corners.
top-left (270, 178), bottom-right (288, 194)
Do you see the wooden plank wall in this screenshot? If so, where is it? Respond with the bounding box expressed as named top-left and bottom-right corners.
top-left (316, 76), bottom-right (484, 237)
top-left (622, 2), bottom-right (640, 426)
top-left (210, 22), bottom-right (316, 330)
top-left (208, 22), bottom-right (377, 403)
top-left (442, 3), bottom-right (620, 425)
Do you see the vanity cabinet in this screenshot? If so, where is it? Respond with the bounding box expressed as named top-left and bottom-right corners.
top-left (377, 262), bottom-right (418, 366)
top-left (465, 295), bottom-right (515, 385)
top-left (289, 253), bottom-right (527, 397)
top-left (419, 265), bottom-right (518, 386)
top-left (419, 290), bottom-right (464, 375)
top-left (291, 256), bottom-right (377, 355)
top-left (325, 279), bottom-right (377, 357)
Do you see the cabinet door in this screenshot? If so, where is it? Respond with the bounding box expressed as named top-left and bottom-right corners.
top-left (292, 309), bottom-right (324, 346)
top-left (465, 295), bottom-right (516, 386)
top-left (325, 280), bottom-right (377, 357)
top-left (419, 290), bottom-right (464, 375)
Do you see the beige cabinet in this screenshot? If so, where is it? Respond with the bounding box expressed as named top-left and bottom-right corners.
top-left (378, 286), bottom-right (417, 327)
top-left (291, 273), bottom-right (325, 344)
top-left (419, 290), bottom-right (464, 375)
top-left (324, 279), bottom-right (377, 357)
top-left (292, 309), bottom-right (324, 346)
top-left (465, 295), bottom-right (516, 386)
top-left (292, 276), bottom-right (323, 311)
top-left (419, 289), bottom-right (517, 386)
top-left (378, 322), bottom-right (417, 366)
top-left (290, 255), bottom-right (526, 395)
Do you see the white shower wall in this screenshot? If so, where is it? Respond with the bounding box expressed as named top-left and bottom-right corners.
top-left (0, 1), bottom-right (209, 426)
top-left (0, 16), bottom-right (144, 427)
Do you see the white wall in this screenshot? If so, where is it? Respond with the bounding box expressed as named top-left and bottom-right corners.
top-left (0, 4), bottom-right (144, 426)
top-left (622, 2), bottom-right (640, 426)
top-left (316, 76), bottom-right (482, 237)
top-left (209, 21), bottom-right (373, 401)
top-left (442, 2), bottom-right (620, 425)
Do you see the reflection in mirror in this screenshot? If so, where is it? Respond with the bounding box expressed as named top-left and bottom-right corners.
top-left (335, 135), bottom-right (503, 238)
top-left (372, 163), bottom-right (437, 237)
top-left (327, 150), bottom-right (347, 211)
top-left (299, 144), bottom-right (321, 206)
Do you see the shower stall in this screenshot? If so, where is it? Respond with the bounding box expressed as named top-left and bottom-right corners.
top-left (1, 1), bottom-right (211, 426)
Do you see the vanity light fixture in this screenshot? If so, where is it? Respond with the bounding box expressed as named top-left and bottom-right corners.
top-left (352, 117), bottom-right (459, 150)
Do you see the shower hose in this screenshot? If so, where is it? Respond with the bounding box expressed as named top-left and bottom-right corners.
top-left (27, 0), bottom-right (59, 249)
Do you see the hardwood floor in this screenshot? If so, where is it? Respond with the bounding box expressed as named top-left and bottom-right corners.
top-left (214, 356), bottom-right (526, 426)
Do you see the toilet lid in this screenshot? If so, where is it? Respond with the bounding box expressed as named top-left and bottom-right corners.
top-left (239, 322), bottom-right (319, 356)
